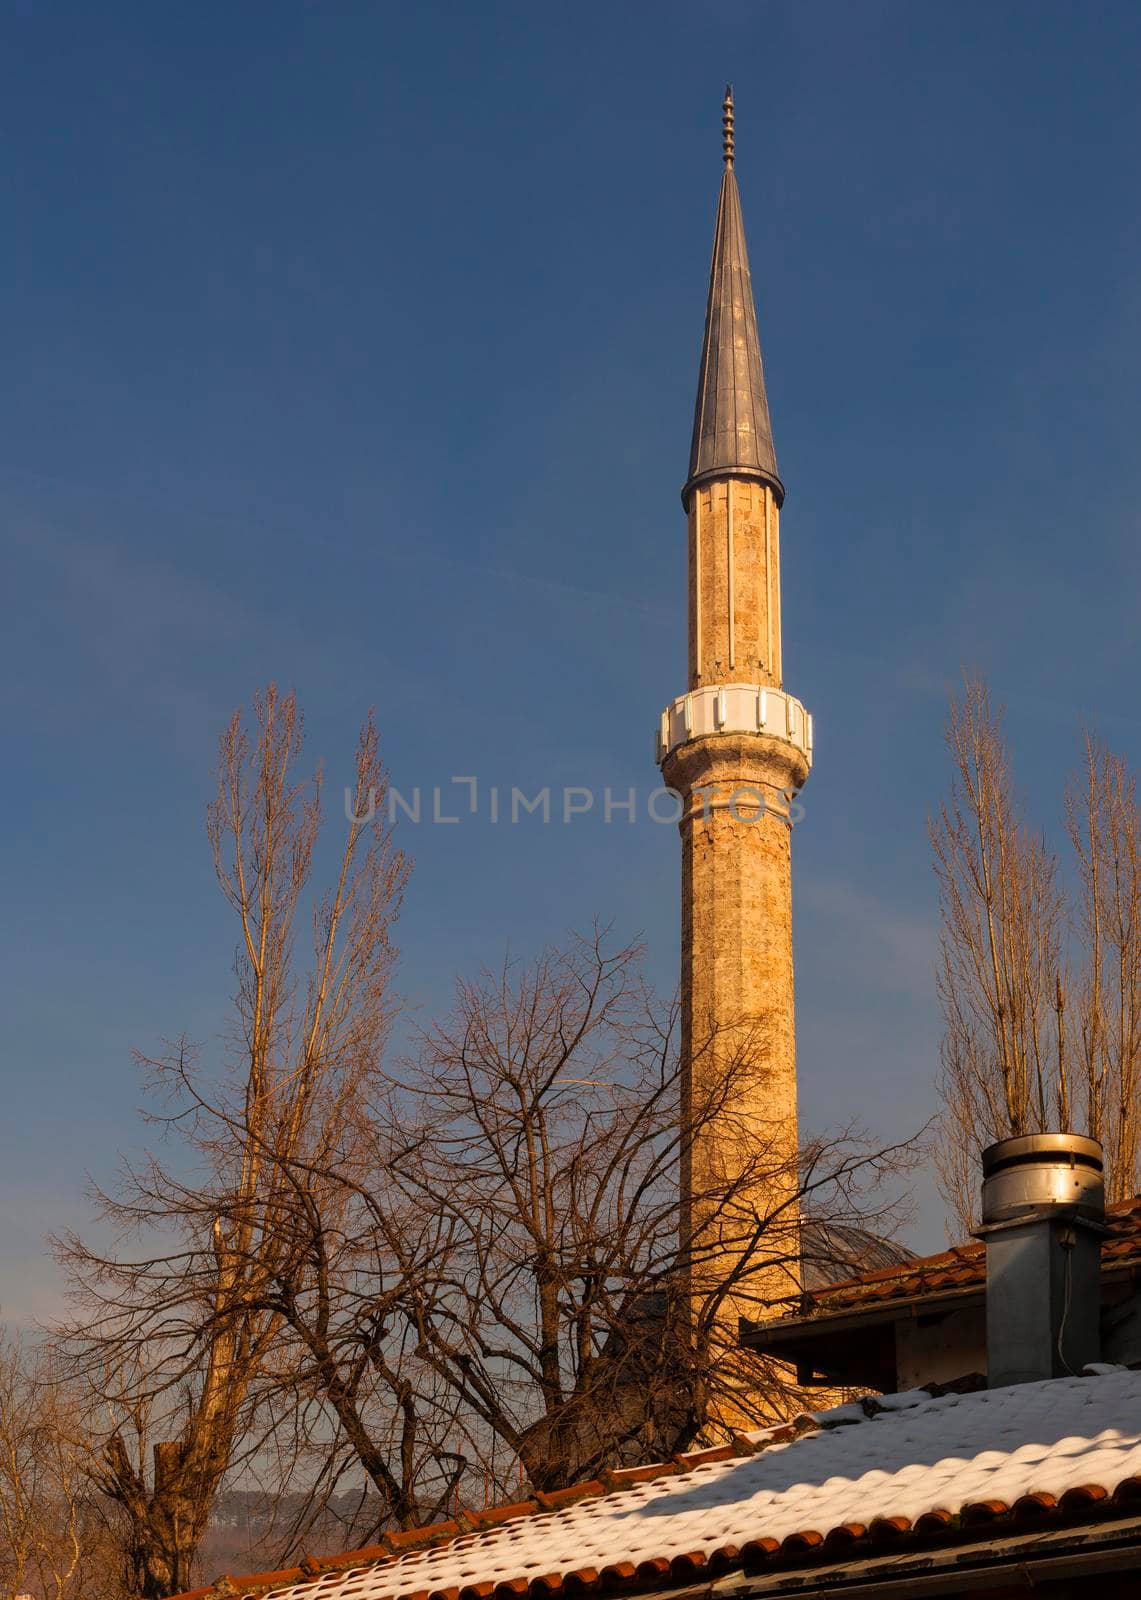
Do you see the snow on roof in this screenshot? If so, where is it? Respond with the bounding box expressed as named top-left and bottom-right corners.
top-left (188, 1369), bottom-right (1141, 1600)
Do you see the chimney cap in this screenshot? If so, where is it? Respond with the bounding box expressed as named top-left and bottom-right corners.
top-left (981, 1132), bottom-right (1103, 1176)
top-left (980, 1132), bottom-right (1104, 1227)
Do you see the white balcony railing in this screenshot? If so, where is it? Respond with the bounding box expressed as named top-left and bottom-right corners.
top-left (657, 683), bottom-right (813, 767)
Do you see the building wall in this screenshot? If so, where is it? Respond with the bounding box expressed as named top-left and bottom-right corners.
top-left (891, 1283), bottom-right (1141, 1391)
top-left (894, 1307), bottom-right (987, 1391)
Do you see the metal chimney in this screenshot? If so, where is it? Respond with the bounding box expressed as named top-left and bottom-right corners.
top-left (978, 1133), bottom-right (1105, 1388)
top-left (972, 1139), bottom-right (1100, 1388)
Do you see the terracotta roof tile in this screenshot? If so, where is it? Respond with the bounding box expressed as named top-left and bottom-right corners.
top-left (533, 1482), bottom-right (603, 1513)
top-left (464, 1504), bottom-right (540, 1532)
top-left (799, 1194), bottom-right (1141, 1313)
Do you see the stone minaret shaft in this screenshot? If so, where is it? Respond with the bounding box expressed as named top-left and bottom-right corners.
top-left (658, 89), bottom-right (813, 1341)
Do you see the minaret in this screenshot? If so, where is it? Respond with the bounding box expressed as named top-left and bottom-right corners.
top-left (658, 89), bottom-right (813, 1363)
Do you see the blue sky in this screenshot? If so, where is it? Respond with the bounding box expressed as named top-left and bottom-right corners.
top-left (3, 0), bottom-right (1141, 1322)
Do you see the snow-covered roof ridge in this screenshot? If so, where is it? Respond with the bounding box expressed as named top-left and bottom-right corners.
top-left (184, 1369), bottom-right (1141, 1600)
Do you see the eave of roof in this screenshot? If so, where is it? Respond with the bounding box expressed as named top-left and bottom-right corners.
top-left (741, 1281), bottom-right (984, 1352)
top-left (721, 1513), bottom-right (1141, 1597)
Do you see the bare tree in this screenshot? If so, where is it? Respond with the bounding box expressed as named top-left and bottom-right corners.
top-left (377, 928), bottom-right (918, 1492)
top-left (0, 1338), bottom-right (123, 1600)
top-left (931, 677), bottom-right (1141, 1233)
top-left (54, 686), bottom-right (409, 1597)
top-left (140, 928), bottom-right (914, 1571)
top-left (161, 926), bottom-right (917, 1535)
top-left (1067, 731), bottom-right (1141, 1203)
top-left (930, 677), bottom-right (1068, 1235)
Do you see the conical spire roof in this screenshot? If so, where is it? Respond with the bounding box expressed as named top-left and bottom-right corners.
top-left (683, 88), bottom-right (784, 508)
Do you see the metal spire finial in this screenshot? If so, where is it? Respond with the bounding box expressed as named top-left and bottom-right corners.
top-left (722, 84), bottom-right (735, 167)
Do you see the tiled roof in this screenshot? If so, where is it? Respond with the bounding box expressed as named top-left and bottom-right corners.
top-left (798, 1194), bottom-right (1141, 1315)
top-left (179, 1367), bottom-right (1141, 1600)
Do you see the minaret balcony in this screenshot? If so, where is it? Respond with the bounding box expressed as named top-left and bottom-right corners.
top-left (656, 683), bottom-right (813, 768)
